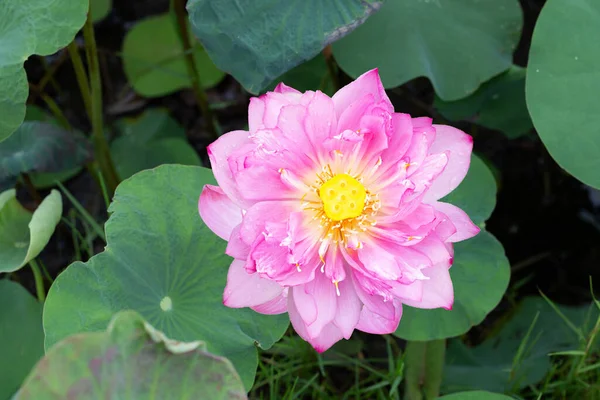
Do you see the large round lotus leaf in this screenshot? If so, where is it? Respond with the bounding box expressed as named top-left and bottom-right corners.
top-left (438, 391), bottom-right (513, 400)
top-left (0, 189), bottom-right (62, 273)
top-left (0, 280), bottom-right (44, 400)
top-left (440, 155), bottom-right (497, 227)
top-left (43, 165), bottom-right (289, 389)
top-left (394, 231), bottom-right (510, 341)
top-left (122, 13), bottom-right (225, 97)
top-left (332, 0), bottom-right (523, 101)
top-left (0, 0), bottom-right (87, 142)
top-left (111, 109), bottom-right (201, 180)
top-left (187, 0), bottom-right (384, 94)
top-left (526, 0), bottom-right (600, 188)
top-left (443, 298), bottom-right (599, 392)
top-left (18, 311), bottom-right (246, 399)
top-left (435, 67), bottom-right (533, 139)
top-left (0, 121), bottom-right (92, 189)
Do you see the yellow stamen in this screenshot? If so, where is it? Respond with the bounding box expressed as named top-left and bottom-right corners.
top-left (301, 165), bottom-right (381, 251)
top-left (318, 174), bottom-right (366, 221)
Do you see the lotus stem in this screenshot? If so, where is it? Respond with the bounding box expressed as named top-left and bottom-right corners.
top-left (172, 0), bottom-right (219, 140)
top-left (404, 339), bottom-right (446, 400)
top-left (322, 45), bottom-right (340, 91)
top-left (67, 40), bottom-right (93, 120)
top-left (82, 8), bottom-right (120, 196)
top-left (29, 259), bottom-right (45, 302)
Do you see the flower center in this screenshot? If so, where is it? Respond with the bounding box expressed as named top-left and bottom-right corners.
top-left (318, 174), bottom-right (366, 221)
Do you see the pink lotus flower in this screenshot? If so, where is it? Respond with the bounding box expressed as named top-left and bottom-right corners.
top-left (199, 69), bottom-right (479, 352)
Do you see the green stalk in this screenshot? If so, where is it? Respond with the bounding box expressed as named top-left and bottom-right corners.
top-left (38, 92), bottom-right (71, 130)
top-left (67, 41), bottom-right (93, 120)
top-left (39, 56), bottom-right (61, 93)
top-left (37, 51), bottom-right (68, 95)
top-left (82, 9), bottom-right (120, 196)
top-left (57, 181), bottom-right (106, 243)
top-left (405, 341), bottom-right (426, 400)
top-left (404, 340), bottom-right (446, 400)
top-left (422, 340), bottom-right (445, 399)
top-left (95, 163), bottom-right (111, 209)
top-left (172, 0), bottom-right (219, 139)
top-left (322, 45), bottom-right (340, 91)
top-left (29, 259), bottom-right (45, 302)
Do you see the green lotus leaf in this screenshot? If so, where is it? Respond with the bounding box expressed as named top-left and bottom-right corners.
top-left (395, 151), bottom-right (506, 340)
top-left (18, 310), bottom-right (246, 399)
top-left (187, 0), bottom-right (384, 93)
top-left (111, 109), bottom-right (201, 180)
top-left (438, 391), bottom-right (513, 400)
top-left (435, 66), bottom-right (533, 139)
top-left (43, 165), bottom-right (289, 389)
top-left (0, 121), bottom-right (91, 189)
top-left (394, 231), bottom-right (510, 341)
top-left (0, 280), bottom-right (44, 399)
top-left (526, 0), bottom-right (600, 188)
top-left (90, 0), bottom-right (111, 23)
top-left (122, 13), bottom-right (225, 97)
top-left (333, 0), bottom-right (523, 101)
top-left (441, 155), bottom-right (497, 227)
top-left (0, 0), bottom-right (87, 141)
top-left (0, 189), bottom-right (62, 273)
top-left (266, 54), bottom-right (334, 96)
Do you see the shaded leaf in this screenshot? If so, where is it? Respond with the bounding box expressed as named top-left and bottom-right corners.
top-left (90, 0), bottom-right (112, 23)
top-left (122, 13), bottom-right (225, 97)
top-left (267, 54), bottom-right (334, 95)
top-left (443, 297), bottom-right (599, 392)
top-left (435, 67), bottom-right (533, 139)
top-left (27, 168), bottom-right (83, 190)
top-left (24, 105), bottom-right (55, 124)
top-left (0, 121), bottom-right (92, 188)
top-left (21, 108), bottom-right (84, 189)
top-left (110, 109), bottom-right (201, 180)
